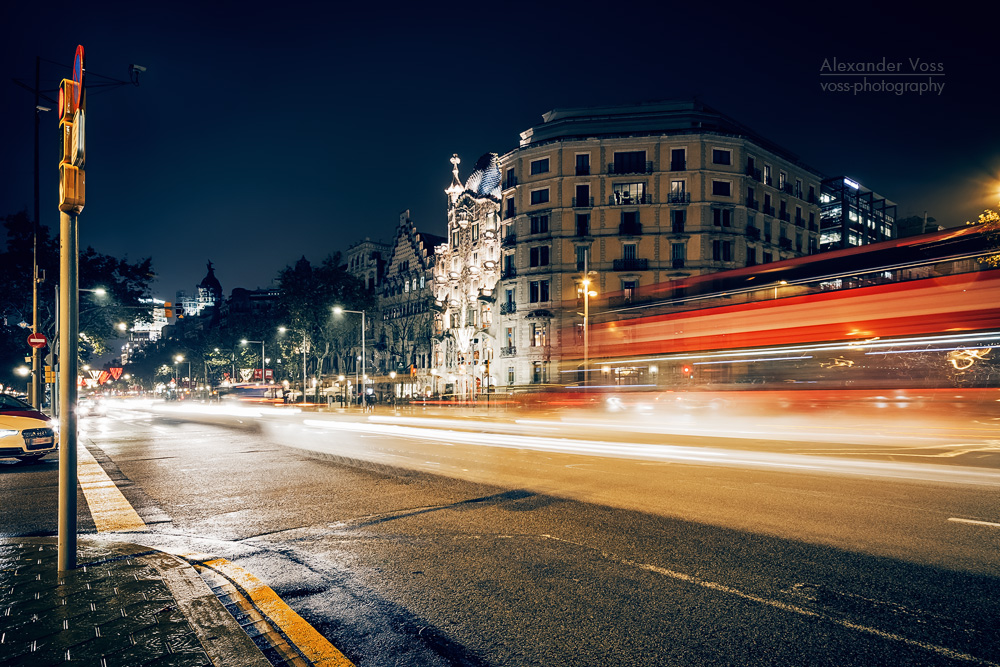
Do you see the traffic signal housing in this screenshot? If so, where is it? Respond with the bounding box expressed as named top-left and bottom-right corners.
top-left (163, 302), bottom-right (173, 318)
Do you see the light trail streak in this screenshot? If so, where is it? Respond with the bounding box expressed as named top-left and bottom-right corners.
top-left (301, 418), bottom-right (1000, 486)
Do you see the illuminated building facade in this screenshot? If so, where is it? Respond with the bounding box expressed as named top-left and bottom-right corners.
top-left (379, 209), bottom-right (443, 398)
top-left (820, 176), bottom-right (897, 251)
top-left (432, 154), bottom-right (503, 398)
top-left (496, 101), bottom-right (823, 387)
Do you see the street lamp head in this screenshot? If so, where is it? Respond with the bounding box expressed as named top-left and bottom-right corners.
top-left (240, 339), bottom-right (248, 345)
top-left (278, 326), bottom-right (287, 333)
top-left (94, 288), bottom-right (107, 296)
top-left (117, 322), bottom-right (127, 331)
top-left (15, 366), bottom-right (30, 377)
top-left (332, 306), bottom-right (343, 315)
top-left (175, 355), bottom-right (184, 362)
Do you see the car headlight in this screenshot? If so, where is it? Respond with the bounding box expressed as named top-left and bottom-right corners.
top-left (0, 429), bottom-right (18, 438)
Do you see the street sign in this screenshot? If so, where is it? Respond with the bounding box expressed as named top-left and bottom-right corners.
top-left (72, 45), bottom-right (85, 110)
top-left (27, 332), bottom-right (48, 348)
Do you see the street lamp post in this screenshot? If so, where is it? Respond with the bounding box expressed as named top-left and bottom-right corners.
top-left (578, 252), bottom-right (597, 387)
top-left (333, 307), bottom-right (365, 405)
top-left (174, 355), bottom-right (191, 393)
top-left (241, 339), bottom-right (265, 383)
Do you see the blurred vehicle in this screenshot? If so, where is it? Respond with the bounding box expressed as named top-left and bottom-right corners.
top-left (0, 393), bottom-right (59, 463)
top-left (78, 394), bottom-right (108, 417)
top-left (218, 384), bottom-right (284, 404)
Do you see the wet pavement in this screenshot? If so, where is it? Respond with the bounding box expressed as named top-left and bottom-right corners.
top-left (0, 537), bottom-right (270, 667)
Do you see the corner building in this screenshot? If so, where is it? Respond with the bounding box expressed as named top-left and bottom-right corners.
top-left (496, 101), bottom-right (823, 388)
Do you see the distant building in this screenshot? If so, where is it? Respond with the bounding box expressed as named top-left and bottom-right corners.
top-left (120, 298), bottom-right (169, 364)
top-left (175, 261), bottom-right (224, 319)
top-left (345, 238), bottom-right (390, 293)
top-left (820, 177), bottom-right (897, 250)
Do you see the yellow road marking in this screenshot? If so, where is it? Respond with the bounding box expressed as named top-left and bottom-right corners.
top-left (203, 558), bottom-right (354, 667)
top-left (77, 442), bottom-right (147, 532)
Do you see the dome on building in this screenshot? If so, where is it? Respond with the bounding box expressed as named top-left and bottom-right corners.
top-left (463, 153), bottom-right (502, 200)
top-left (198, 261), bottom-right (222, 304)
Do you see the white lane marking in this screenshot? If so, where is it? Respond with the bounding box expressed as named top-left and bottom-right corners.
top-left (541, 534), bottom-right (999, 666)
top-left (948, 517), bottom-right (1000, 528)
top-left (77, 443), bottom-right (147, 532)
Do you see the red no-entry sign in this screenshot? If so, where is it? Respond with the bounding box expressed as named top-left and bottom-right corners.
top-left (27, 332), bottom-right (48, 349)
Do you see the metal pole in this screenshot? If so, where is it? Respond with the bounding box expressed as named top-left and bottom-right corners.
top-left (53, 285), bottom-right (59, 417)
top-left (32, 56), bottom-right (41, 409)
top-left (361, 311), bottom-right (366, 399)
top-left (302, 333), bottom-right (307, 404)
top-left (58, 211), bottom-right (78, 572)
top-left (582, 250), bottom-right (589, 388)
top-left (261, 342), bottom-right (265, 385)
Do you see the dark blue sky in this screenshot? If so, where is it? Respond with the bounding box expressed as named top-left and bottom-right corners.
top-left (3, 1), bottom-right (997, 300)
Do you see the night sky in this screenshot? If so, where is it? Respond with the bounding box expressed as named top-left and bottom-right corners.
top-left (3, 1), bottom-right (997, 301)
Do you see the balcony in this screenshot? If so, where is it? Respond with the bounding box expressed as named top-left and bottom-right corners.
top-left (762, 205), bottom-right (775, 216)
top-left (809, 222), bottom-right (818, 232)
top-left (575, 223), bottom-right (590, 236)
top-left (795, 216), bottom-right (806, 227)
top-left (745, 166), bottom-right (762, 181)
top-left (670, 159), bottom-right (686, 171)
top-left (503, 206), bottom-right (517, 220)
top-left (779, 211), bottom-right (790, 222)
top-left (501, 233), bottom-right (517, 247)
top-left (500, 267), bottom-right (517, 280)
top-left (618, 222), bottom-right (642, 236)
top-left (667, 192), bottom-right (691, 204)
top-left (671, 222), bottom-right (686, 234)
top-left (503, 175), bottom-right (518, 189)
top-left (746, 226), bottom-right (760, 240)
top-left (765, 176), bottom-right (773, 186)
top-left (575, 165), bottom-right (590, 176)
top-left (500, 302), bottom-right (517, 315)
top-left (609, 193), bottom-right (652, 206)
top-left (672, 258), bottom-right (685, 269)
top-left (500, 346), bottom-right (517, 358)
top-left (779, 237), bottom-right (792, 250)
top-left (782, 183), bottom-right (795, 195)
top-left (613, 258), bottom-right (648, 271)
top-left (572, 196), bottom-right (594, 208)
top-left (607, 161), bottom-right (654, 175)
top-left (746, 198), bottom-right (759, 210)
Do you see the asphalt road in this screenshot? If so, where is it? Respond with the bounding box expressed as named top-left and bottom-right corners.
top-left (2, 403), bottom-right (998, 666)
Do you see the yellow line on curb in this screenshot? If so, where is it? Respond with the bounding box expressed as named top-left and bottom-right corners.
top-left (77, 442), bottom-right (147, 532)
top-left (203, 558), bottom-right (355, 667)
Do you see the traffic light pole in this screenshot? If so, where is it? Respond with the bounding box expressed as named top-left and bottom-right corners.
top-left (58, 210), bottom-right (78, 572)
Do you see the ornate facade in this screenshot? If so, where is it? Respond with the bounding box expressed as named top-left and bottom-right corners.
top-left (431, 154), bottom-right (503, 398)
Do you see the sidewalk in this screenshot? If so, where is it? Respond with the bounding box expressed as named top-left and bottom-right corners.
top-left (0, 537), bottom-right (270, 667)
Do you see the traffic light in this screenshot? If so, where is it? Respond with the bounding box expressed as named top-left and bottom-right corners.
top-left (58, 78), bottom-right (85, 213)
top-left (175, 304), bottom-right (185, 318)
top-left (163, 302), bottom-right (173, 318)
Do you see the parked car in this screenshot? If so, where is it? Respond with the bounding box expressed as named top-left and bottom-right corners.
top-left (0, 393), bottom-right (59, 463)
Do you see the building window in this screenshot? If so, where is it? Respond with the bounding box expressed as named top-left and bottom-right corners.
top-left (670, 148), bottom-right (686, 171)
top-left (504, 167), bottom-right (516, 189)
top-left (576, 245), bottom-right (590, 271)
top-left (670, 180), bottom-right (686, 195)
top-left (747, 247), bottom-right (757, 266)
top-left (712, 180), bottom-right (732, 197)
top-left (575, 214), bottom-right (590, 236)
top-left (712, 240), bottom-right (733, 261)
top-left (508, 366), bottom-right (515, 385)
top-left (530, 189), bottom-right (549, 205)
top-left (451, 231), bottom-right (459, 249)
top-left (712, 209), bottom-right (732, 226)
top-left (505, 198), bottom-right (515, 218)
top-left (622, 279), bottom-right (638, 302)
top-left (763, 251), bottom-right (773, 264)
top-left (779, 171), bottom-right (787, 190)
top-left (575, 154), bottom-right (590, 175)
top-left (575, 184), bottom-right (591, 207)
top-left (712, 148), bottom-right (732, 165)
top-left (532, 361), bottom-right (546, 384)
top-left (505, 326), bottom-right (515, 347)
top-left (531, 323), bottom-right (547, 347)
top-left (622, 243), bottom-right (637, 260)
top-left (611, 182), bottom-right (645, 205)
top-left (530, 158), bottom-right (550, 175)
top-left (529, 246), bottom-right (550, 267)
top-left (763, 164), bottom-right (772, 185)
top-left (529, 280), bottom-right (550, 303)
top-left (505, 288), bottom-right (515, 306)
top-left (472, 223), bottom-right (479, 240)
top-left (530, 214), bottom-right (549, 234)
top-left (672, 210), bottom-right (685, 233)
top-left (671, 242), bottom-right (685, 265)
top-left (613, 150), bottom-right (647, 174)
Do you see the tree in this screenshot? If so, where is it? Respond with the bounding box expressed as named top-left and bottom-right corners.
top-left (276, 255), bottom-right (371, 385)
top-left (0, 210), bottom-right (155, 386)
top-left (967, 202), bottom-right (1000, 267)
